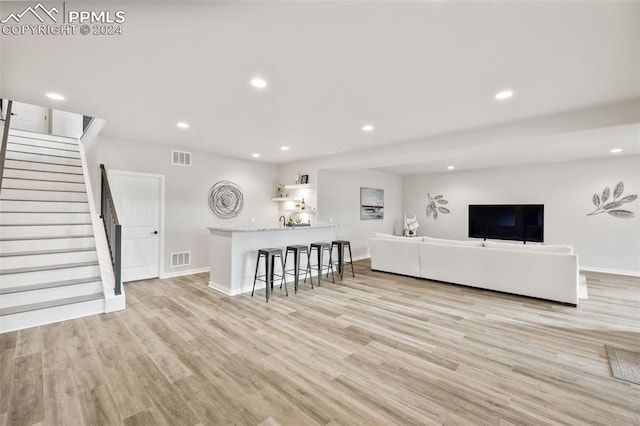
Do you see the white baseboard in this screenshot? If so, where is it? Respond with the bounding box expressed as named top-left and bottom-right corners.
top-left (161, 267), bottom-right (210, 279)
top-left (580, 266), bottom-right (640, 278)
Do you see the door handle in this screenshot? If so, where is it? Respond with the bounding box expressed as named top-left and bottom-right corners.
top-left (151, 231), bottom-right (158, 235)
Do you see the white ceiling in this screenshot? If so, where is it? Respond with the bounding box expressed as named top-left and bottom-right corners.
top-left (1, 1), bottom-right (639, 172)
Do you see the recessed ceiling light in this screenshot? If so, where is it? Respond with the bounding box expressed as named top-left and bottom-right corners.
top-left (177, 122), bottom-right (189, 129)
top-left (362, 124), bottom-right (374, 132)
top-left (495, 90), bottom-right (514, 100)
top-left (280, 146), bottom-right (289, 151)
top-left (251, 77), bottom-right (268, 89)
top-left (447, 166), bottom-right (455, 170)
top-left (46, 93), bottom-right (65, 101)
top-left (610, 148), bottom-right (623, 153)
top-left (252, 153), bottom-right (260, 158)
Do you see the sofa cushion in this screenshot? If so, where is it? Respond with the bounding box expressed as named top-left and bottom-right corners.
top-left (484, 240), bottom-right (573, 254)
top-left (375, 232), bottom-right (417, 241)
top-left (422, 236), bottom-right (484, 247)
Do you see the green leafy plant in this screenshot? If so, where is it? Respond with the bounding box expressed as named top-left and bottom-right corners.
top-left (587, 181), bottom-right (637, 218)
top-left (426, 193), bottom-right (450, 220)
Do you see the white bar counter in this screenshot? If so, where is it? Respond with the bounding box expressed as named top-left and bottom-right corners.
top-left (207, 225), bottom-right (337, 295)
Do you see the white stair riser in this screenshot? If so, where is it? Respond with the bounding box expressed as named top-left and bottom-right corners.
top-left (0, 237), bottom-right (95, 253)
top-left (8, 137), bottom-right (79, 152)
top-left (0, 298), bottom-right (104, 334)
top-left (2, 168), bottom-right (84, 183)
top-left (3, 159), bottom-right (83, 175)
top-left (1, 178), bottom-right (86, 192)
top-left (0, 188), bottom-right (87, 202)
top-left (0, 250), bottom-right (98, 269)
top-left (0, 200), bottom-right (89, 212)
top-left (7, 143), bottom-right (81, 159)
top-left (1, 224), bottom-right (93, 239)
top-left (0, 264), bottom-right (100, 288)
top-left (6, 151), bottom-right (82, 167)
top-left (0, 212), bottom-right (92, 225)
top-left (1, 281), bottom-right (103, 308)
top-left (9, 129), bottom-right (79, 145)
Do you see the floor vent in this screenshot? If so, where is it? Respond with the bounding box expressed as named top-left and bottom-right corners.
top-left (171, 251), bottom-right (191, 267)
top-left (171, 150), bottom-right (192, 166)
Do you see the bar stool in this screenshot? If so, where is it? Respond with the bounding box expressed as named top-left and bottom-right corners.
top-left (283, 245), bottom-right (311, 293)
top-left (307, 242), bottom-right (334, 286)
top-left (251, 248), bottom-right (287, 302)
top-left (331, 240), bottom-right (355, 280)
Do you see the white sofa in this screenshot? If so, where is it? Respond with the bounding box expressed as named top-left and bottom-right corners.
top-left (369, 234), bottom-right (579, 305)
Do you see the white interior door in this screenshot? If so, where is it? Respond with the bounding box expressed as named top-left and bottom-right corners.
top-left (108, 170), bottom-right (163, 282)
top-left (6, 101), bottom-right (49, 133)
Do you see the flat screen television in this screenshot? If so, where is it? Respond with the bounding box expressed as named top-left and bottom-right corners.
top-left (468, 204), bottom-right (544, 243)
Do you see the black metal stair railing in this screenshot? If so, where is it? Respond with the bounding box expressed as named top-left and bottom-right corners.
top-left (0, 100), bottom-right (14, 193)
top-left (100, 164), bottom-right (122, 295)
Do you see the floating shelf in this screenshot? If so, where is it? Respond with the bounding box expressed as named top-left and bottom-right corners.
top-left (284, 184), bottom-right (315, 190)
top-left (271, 197), bottom-right (301, 202)
top-left (285, 209), bottom-right (317, 214)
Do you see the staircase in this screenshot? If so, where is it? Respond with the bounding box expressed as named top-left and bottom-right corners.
top-left (0, 129), bottom-right (106, 332)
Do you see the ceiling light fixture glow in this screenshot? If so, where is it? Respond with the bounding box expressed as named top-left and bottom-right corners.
top-left (280, 146), bottom-right (289, 151)
top-left (251, 77), bottom-right (268, 88)
top-left (447, 166), bottom-right (455, 170)
top-left (495, 90), bottom-right (514, 100)
top-left (610, 148), bottom-right (623, 153)
top-left (46, 93), bottom-right (65, 101)
top-left (362, 124), bottom-right (374, 132)
top-left (177, 122), bottom-right (189, 129)
top-left (252, 153), bottom-right (260, 158)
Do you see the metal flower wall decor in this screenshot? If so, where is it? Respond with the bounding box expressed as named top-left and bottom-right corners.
top-left (587, 181), bottom-right (637, 218)
top-left (426, 193), bottom-right (450, 220)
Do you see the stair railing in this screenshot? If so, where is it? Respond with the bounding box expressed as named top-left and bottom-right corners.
top-left (0, 100), bottom-right (14, 193)
top-left (100, 164), bottom-right (122, 295)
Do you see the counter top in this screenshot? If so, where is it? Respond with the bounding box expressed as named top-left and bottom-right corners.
top-left (208, 224), bottom-right (338, 233)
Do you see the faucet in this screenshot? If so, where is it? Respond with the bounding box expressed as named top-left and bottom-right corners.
top-left (279, 216), bottom-right (286, 227)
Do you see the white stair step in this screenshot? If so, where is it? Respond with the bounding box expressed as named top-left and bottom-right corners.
top-left (0, 248), bottom-right (97, 269)
top-left (8, 135), bottom-right (79, 152)
top-left (0, 262), bottom-right (100, 288)
top-left (6, 150), bottom-right (82, 167)
top-left (1, 177), bottom-right (86, 192)
top-left (0, 294), bottom-right (104, 333)
top-left (0, 280), bottom-right (103, 308)
top-left (7, 142), bottom-right (81, 159)
top-left (0, 236), bottom-right (95, 253)
top-left (0, 223), bottom-right (93, 239)
top-left (0, 188), bottom-right (88, 202)
top-left (4, 159), bottom-right (83, 174)
top-left (0, 199), bottom-right (89, 212)
top-left (9, 129), bottom-right (79, 145)
top-left (0, 212), bottom-right (91, 225)
top-left (3, 167), bottom-right (85, 183)
top-left (0, 276), bottom-right (101, 294)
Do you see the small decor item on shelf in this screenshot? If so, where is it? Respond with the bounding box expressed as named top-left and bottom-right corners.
top-left (300, 174), bottom-right (309, 184)
top-left (293, 174), bottom-right (300, 184)
top-left (274, 183), bottom-right (285, 198)
top-left (301, 198), bottom-right (306, 210)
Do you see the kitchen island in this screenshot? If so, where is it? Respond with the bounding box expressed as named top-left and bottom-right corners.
top-left (207, 225), bottom-right (338, 295)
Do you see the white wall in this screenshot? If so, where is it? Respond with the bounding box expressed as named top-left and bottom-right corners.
top-left (95, 136), bottom-right (280, 277)
top-left (403, 155), bottom-right (640, 275)
top-left (51, 109), bottom-right (83, 138)
top-left (317, 169), bottom-right (403, 259)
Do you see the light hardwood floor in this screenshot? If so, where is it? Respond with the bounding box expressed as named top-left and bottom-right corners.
top-left (2, 260), bottom-right (639, 425)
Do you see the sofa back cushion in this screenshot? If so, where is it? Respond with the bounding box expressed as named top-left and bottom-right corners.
top-left (484, 240), bottom-right (573, 254)
top-left (422, 236), bottom-right (484, 247)
top-left (375, 232), bottom-right (417, 241)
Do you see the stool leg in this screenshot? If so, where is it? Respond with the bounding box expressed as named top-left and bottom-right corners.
top-left (338, 243), bottom-right (344, 280)
top-left (303, 250), bottom-right (311, 287)
top-left (252, 253), bottom-right (261, 297)
top-left (280, 254), bottom-right (288, 296)
top-left (293, 250), bottom-right (299, 293)
top-left (265, 255), bottom-right (271, 302)
top-left (328, 247), bottom-right (335, 283)
top-left (348, 243), bottom-right (355, 278)
top-left (283, 249), bottom-right (290, 290)
top-left (317, 246), bottom-right (323, 286)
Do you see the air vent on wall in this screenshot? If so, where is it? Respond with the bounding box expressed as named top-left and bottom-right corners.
top-left (171, 150), bottom-right (192, 166)
top-left (171, 251), bottom-right (191, 267)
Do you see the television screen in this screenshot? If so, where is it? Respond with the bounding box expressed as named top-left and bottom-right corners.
top-left (468, 204), bottom-right (544, 242)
